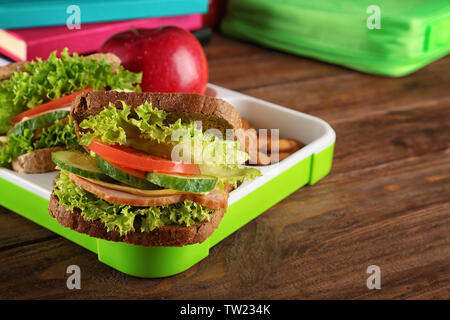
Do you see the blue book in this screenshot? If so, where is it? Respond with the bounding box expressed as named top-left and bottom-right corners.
top-left (0, 0), bottom-right (209, 29)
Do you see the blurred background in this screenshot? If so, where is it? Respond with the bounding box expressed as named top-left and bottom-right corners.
top-left (0, 0), bottom-right (448, 76)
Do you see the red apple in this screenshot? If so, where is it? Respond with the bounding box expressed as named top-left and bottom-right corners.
top-left (100, 26), bottom-right (208, 94)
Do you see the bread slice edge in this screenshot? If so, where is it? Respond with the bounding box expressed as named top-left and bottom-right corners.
top-left (48, 192), bottom-right (225, 247)
top-left (11, 147), bottom-right (66, 173)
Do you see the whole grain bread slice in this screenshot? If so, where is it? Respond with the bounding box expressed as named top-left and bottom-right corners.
top-left (71, 90), bottom-right (243, 142)
top-left (0, 62), bottom-right (27, 81)
top-left (11, 147), bottom-right (66, 173)
top-left (49, 192), bottom-right (225, 247)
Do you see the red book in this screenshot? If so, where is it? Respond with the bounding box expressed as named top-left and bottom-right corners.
top-left (0, 14), bottom-right (202, 61)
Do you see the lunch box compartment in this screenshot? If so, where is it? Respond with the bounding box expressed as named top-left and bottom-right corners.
top-left (0, 84), bottom-right (335, 278)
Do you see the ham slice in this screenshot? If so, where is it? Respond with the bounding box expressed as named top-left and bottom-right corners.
top-left (69, 173), bottom-right (228, 210)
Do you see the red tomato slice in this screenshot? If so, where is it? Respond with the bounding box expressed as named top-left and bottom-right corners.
top-left (11, 88), bottom-right (92, 124)
top-left (89, 139), bottom-right (201, 176)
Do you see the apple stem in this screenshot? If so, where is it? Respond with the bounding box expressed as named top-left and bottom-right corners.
top-left (130, 26), bottom-right (139, 36)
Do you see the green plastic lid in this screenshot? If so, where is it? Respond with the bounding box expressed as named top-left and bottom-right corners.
top-left (221, 0), bottom-right (450, 76)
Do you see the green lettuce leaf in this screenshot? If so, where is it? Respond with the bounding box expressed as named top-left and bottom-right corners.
top-left (54, 170), bottom-right (214, 236)
top-left (33, 118), bottom-right (79, 150)
top-left (0, 118), bottom-right (79, 167)
top-left (79, 101), bottom-right (261, 187)
top-left (0, 129), bottom-right (34, 166)
top-left (79, 102), bottom-right (178, 146)
top-left (0, 48), bottom-right (142, 133)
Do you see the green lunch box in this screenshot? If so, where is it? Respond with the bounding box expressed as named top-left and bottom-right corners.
top-left (220, 0), bottom-right (450, 77)
top-left (0, 84), bottom-right (335, 278)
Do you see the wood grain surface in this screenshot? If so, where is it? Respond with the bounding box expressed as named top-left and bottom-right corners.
top-left (0, 33), bottom-right (449, 300)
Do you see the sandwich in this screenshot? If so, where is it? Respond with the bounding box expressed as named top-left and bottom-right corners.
top-left (48, 91), bottom-right (261, 246)
top-left (0, 49), bottom-right (142, 173)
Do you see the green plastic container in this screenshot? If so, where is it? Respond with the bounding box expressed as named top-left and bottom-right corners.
top-left (221, 0), bottom-right (450, 77)
top-left (0, 84), bottom-right (335, 278)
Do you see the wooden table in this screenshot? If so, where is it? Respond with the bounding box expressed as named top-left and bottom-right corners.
top-left (0, 33), bottom-right (449, 299)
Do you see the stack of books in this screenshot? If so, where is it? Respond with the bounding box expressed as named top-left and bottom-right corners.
top-left (220, 0), bottom-right (450, 77)
top-left (0, 0), bottom-right (209, 61)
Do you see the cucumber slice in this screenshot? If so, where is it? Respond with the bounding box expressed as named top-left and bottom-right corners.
top-left (97, 156), bottom-right (161, 190)
top-left (200, 164), bottom-right (261, 177)
top-left (52, 150), bottom-right (112, 182)
top-left (11, 111), bottom-right (70, 136)
top-left (146, 172), bottom-right (217, 193)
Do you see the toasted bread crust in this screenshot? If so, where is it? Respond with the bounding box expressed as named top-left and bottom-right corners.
top-left (81, 53), bottom-right (121, 72)
top-left (11, 147), bottom-right (66, 173)
top-left (71, 91), bottom-right (243, 143)
top-left (48, 192), bottom-right (225, 247)
top-left (0, 62), bottom-right (27, 81)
